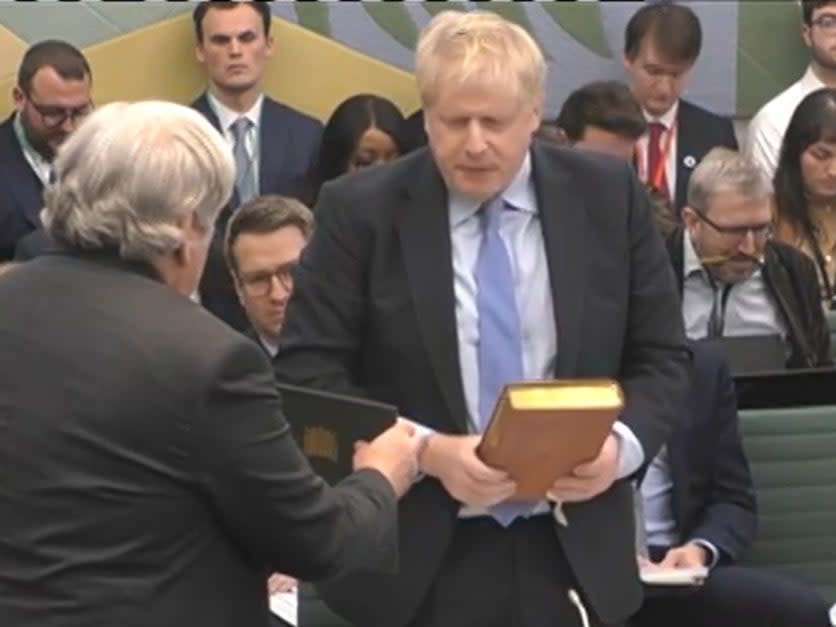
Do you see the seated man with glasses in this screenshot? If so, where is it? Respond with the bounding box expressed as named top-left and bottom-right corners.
top-left (224, 193), bottom-right (351, 627)
top-left (0, 40), bottom-right (92, 261)
top-left (224, 194), bottom-right (312, 358)
top-left (665, 147), bottom-right (831, 369)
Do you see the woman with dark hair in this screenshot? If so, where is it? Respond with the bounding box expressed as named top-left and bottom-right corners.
top-left (773, 87), bottom-right (836, 305)
top-left (312, 94), bottom-right (406, 202)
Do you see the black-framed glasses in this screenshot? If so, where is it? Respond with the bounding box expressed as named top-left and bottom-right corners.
top-left (26, 96), bottom-right (93, 129)
top-left (812, 13), bottom-right (836, 32)
top-left (694, 210), bottom-right (773, 240)
top-left (239, 263), bottom-right (297, 297)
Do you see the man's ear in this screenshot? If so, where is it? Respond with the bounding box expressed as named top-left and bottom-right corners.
top-left (801, 23), bottom-right (813, 49)
top-left (195, 42), bottom-right (206, 65)
top-left (232, 274), bottom-right (246, 307)
top-left (175, 211), bottom-right (205, 268)
top-left (12, 86), bottom-right (25, 113)
top-left (681, 205), bottom-right (700, 233)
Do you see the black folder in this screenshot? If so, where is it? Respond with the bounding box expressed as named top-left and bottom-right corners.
top-left (696, 334), bottom-right (787, 376)
top-left (276, 383), bottom-right (397, 484)
top-left (733, 367), bottom-right (836, 409)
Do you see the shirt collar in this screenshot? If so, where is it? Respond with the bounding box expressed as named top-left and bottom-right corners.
top-left (259, 335), bottom-right (278, 358)
top-left (801, 64), bottom-right (827, 93)
top-left (207, 92), bottom-right (264, 133)
top-left (682, 229), bottom-right (705, 280)
top-left (643, 100), bottom-right (679, 130)
top-left (13, 112), bottom-right (51, 176)
top-left (448, 151), bottom-right (537, 228)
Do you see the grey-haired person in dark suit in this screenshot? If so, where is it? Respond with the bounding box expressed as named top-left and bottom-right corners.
top-left (0, 100), bottom-right (420, 627)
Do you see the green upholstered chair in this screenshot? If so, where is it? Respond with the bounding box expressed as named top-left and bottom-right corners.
top-left (739, 405), bottom-right (836, 602)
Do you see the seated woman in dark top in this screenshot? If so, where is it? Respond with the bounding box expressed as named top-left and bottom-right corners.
top-left (773, 88), bottom-right (836, 308)
top-left (311, 94), bottom-right (407, 203)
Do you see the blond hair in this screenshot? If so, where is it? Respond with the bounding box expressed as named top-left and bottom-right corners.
top-left (415, 10), bottom-right (546, 107)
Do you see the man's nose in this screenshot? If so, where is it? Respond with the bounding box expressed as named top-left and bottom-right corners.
top-left (738, 230), bottom-right (757, 256)
top-left (59, 115), bottom-right (76, 135)
top-left (464, 121), bottom-right (487, 154)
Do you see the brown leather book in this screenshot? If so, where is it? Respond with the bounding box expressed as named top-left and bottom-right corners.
top-left (476, 379), bottom-right (623, 501)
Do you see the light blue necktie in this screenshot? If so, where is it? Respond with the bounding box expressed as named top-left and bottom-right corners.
top-left (230, 117), bottom-right (257, 205)
top-left (475, 197), bottom-right (534, 526)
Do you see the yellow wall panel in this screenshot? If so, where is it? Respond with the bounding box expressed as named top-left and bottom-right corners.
top-left (0, 23), bottom-right (28, 111)
top-left (0, 13), bottom-right (419, 121)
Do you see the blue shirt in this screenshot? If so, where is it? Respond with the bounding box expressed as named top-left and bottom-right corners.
top-left (445, 152), bottom-right (645, 510)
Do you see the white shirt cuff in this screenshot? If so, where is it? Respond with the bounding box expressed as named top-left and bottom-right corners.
top-left (404, 420), bottom-right (435, 482)
top-left (612, 420), bottom-right (645, 479)
top-left (689, 538), bottom-right (720, 569)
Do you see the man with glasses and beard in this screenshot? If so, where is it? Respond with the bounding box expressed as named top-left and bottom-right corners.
top-left (747, 0), bottom-right (836, 179)
top-left (0, 40), bottom-right (92, 261)
top-left (666, 147), bottom-right (831, 369)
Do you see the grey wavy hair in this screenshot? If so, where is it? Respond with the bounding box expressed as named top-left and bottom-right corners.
top-left (41, 100), bottom-right (235, 261)
top-left (686, 147), bottom-right (772, 214)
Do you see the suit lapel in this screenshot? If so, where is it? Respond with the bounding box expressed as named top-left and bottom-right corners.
top-left (258, 98), bottom-right (288, 195)
top-left (0, 117), bottom-right (46, 228)
top-left (397, 155), bottom-right (469, 432)
top-left (675, 102), bottom-right (697, 211)
top-left (18, 169), bottom-right (44, 227)
top-left (192, 92), bottom-right (240, 216)
top-left (192, 93), bottom-right (221, 132)
top-left (532, 145), bottom-right (588, 376)
top-left (666, 228), bottom-right (686, 295)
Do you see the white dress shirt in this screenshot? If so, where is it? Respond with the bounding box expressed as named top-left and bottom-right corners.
top-left (207, 92), bottom-right (264, 194)
top-left (639, 444), bottom-right (720, 567)
top-left (13, 113), bottom-right (52, 185)
top-left (640, 445), bottom-right (678, 547)
top-left (636, 102), bottom-right (679, 206)
top-left (681, 233), bottom-right (786, 340)
top-left (745, 66), bottom-right (826, 180)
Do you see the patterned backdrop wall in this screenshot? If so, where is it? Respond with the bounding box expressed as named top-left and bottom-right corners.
top-left (0, 1), bottom-right (811, 122)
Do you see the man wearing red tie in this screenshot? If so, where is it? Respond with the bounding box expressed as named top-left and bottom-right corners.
top-left (623, 2), bottom-right (738, 216)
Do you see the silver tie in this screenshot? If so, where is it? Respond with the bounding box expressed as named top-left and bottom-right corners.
top-left (230, 117), bottom-right (256, 204)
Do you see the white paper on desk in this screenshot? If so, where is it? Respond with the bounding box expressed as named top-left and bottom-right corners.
top-left (269, 588), bottom-right (298, 626)
top-left (640, 566), bottom-right (708, 586)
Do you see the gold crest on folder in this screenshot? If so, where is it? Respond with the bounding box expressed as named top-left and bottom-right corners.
top-left (302, 426), bottom-right (339, 463)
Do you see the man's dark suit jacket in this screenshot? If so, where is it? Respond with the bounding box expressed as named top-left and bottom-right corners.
top-left (192, 92), bottom-right (323, 331)
top-left (0, 114), bottom-right (45, 261)
top-left (666, 228), bottom-right (831, 369)
top-left (14, 226), bottom-right (55, 260)
top-left (662, 341), bottom-right (756, 563)
top-left (673, 100), bottom-right (738, 212)
top-left (0, 251), bottom-right (397, 627)
top-left (273, 142), bottom-right (691, 626)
